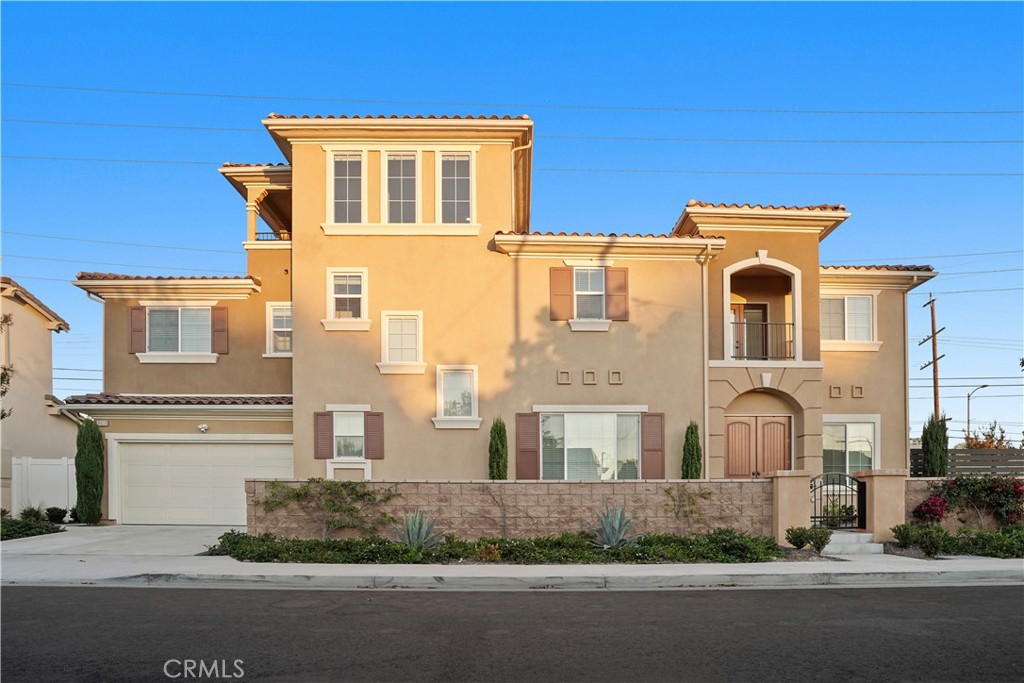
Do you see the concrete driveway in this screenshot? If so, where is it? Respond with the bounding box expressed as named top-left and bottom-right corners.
top-left (1, 524), bottom-right (233, 557)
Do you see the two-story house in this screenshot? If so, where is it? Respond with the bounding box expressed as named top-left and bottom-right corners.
top-left (66, 114), bottom-right (935, 526)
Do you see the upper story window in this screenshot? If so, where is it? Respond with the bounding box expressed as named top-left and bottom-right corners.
top-left (333, 153), bottom-right (363, 223)
top-left (549, 265), bottom-right (629, 332)
top-left (377, 310), bottom-right (426, 374)
top-left (387, 153), bottom-right (417, 224)
top-left (433, 365), bottom-right (482, 429)
top-left (821, 295), bottom-right (873, 341)
top-left (440, 153), bottom-right (471, 224)
top-left (322, 268), bottom-right (371, 331)
top-left (148, 307), bottom-right (211, 353)
top-left (266, 302), bottom-right (292, 357)
top-left (334, 412), bottom-right (365, 459)
top-left (574, 268), bottom-right (606, 320)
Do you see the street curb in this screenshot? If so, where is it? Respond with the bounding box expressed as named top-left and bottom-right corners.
top-left (81, 568), bottom-right (1024, 591)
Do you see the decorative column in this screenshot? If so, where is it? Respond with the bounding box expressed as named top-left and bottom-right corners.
top-left (853, 469), bottom-right (909, 542)
top-left (769, 469), bottom-right (811, 546)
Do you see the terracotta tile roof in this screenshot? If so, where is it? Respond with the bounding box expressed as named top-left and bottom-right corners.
top-left (64, 393), bottom-right (292, 406)
top-left (265, 113), bottom-right (530, 121)
top-left (821, 265), bottom-right (934, 272)
top-left (75, 272), bottom-right (259, 283)
top-left (0, 276), bottom-right (70, 330)
top-left (220, 162), bottom-right (289, 168)
top-left (687, 199), bottom-right (847, 212)
top-left (498, 230), bottom-right (725, 240)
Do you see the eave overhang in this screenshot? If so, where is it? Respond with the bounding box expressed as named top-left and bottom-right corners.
top-left (73, 277), bottom-right (261, 300)
top-left (819, 267), bottom-right (937, 291)
top-left (0, 278), bottom-right (70, 331)
top-left (674, 205), bottom-right (851, 242)
top-left (493, 233), bottom-right (727, 261)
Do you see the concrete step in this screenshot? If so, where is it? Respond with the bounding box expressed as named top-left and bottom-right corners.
top-left (827, 532), bottom-right (876, 544)
top-left (823, 542), bottom-right (885, 555)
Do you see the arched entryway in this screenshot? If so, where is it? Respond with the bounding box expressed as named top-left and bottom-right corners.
top-left (724, 390), bottom-right (800, 479)
top-left (722, 253), bottom-right (801, 361)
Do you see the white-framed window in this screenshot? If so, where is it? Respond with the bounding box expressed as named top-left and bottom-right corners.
top-left (823, 420), bottom-right (877, 475)
top-left (386, 152), bottom-right (417, 224)
top-left (377, 311), bottom-right (425, 374)
top-left (432, 365), bottom-right (481, 429)
top-left (821, 295), bottom-right (873, 341)
top-left (334, 412), bottom-right (365, 459)
top-left (332, 153), bottom-right (364, 223)
top-left (322, 268), bottom-right (370, 331)
top-left (265, 302), bottom-right (292, 357)
top-left (540, 412), bottom-right (641, 480)
top-left (574, 267), bottom-right (606, 320)
top-left (439, 153), bottom-right (472, 224)
top-left (148, 307), bottom-right (211, 353)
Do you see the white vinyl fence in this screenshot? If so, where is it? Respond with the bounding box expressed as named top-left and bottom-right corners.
top-left (10, 456), bottom-right (76, 515)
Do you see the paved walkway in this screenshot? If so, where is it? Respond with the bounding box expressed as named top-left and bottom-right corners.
top-left (2, 525), bottom-right (1021, 591)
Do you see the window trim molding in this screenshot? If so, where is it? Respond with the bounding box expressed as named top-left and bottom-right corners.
top-left (377, 310), bottom-right (426, 374)
top-left (322, 267), bottom-right (371, 331)
top-left (822, 414), bottom-right (881, 472)
top-left (382, 150), bottom-right (423, 225)
top-left (820, 289), bottom-right (881, 351)
top-left (264, 301), bottom-right (293, 358)
top-left (323, 148), bottom-right (368, 225)
top-left (144, 305), bottom-right (214, 358)
top-left (432, 365), bottom-right (482, 429)
top-left (435, 150), bottom-right (478, 227)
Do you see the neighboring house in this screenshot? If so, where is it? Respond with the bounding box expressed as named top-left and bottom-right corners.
top-left (0, 276), bottom-right (79, 512)
top-left (66, 114), bottom-right (936, 526)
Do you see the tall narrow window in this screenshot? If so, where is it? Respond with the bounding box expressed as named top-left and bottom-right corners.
top-left (440, 153), bottom-right (471, 224)
top-left (574, 268), bottom-right (605, 320)
top-left (387, 316), bottom-right (419, 362)
top-left (334, 412), bottom-right (365, 458)
top-left (820, 298), bottom-right (845, 340)
top-left (377, 311), bottom-right (425, 374)
top-left (267, 303), bottom-right (292, 355)
top-left (333, 273), bottom-right (363, 319)
top-left (387, 153), bottom-right (416, 223)
top-left (333, 154), bottom-right (362, 223)
top-left (433, 366), bottom-right (481, 428)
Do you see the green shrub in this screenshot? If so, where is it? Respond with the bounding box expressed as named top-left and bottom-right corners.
top-left (1, 517), bottom-right (65, 541)
top-left (785, 527), bottom-right (810, 549)
top-left (256, 478), bottom-right (399, 541)
top-left (19, 506), bottom-right (45, 522)
top-left (394, 511), bottom-right (445, 550)
top-left (0, 508), bottom-right (9, 518)
top-left (915, 524), bottom-right (950, 557)
top-left (682, 421), bottom-right (702, 479)
top-left (806, 528), bottom-right (833, 554)
top-left (75, 419), bottom-right (105, 524)
top-left (69, 506), bottom-right (79, 523)
top-left (488, 417), bottom-right (508, 480)
top-left (920, 414), bottom-right (949, 477)
top-left (891, 523), bottom-right (919, 548)
top-left (45, 507), bottom-right (67, 524)
top-left (591, 506), bottom-right (637, 549)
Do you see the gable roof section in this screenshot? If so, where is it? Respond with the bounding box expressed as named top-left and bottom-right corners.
top-left (673, 199), bottom-right (851, 241)
top-left (73, 273), bottom-right (261, 300)
top-left (0, 276), bottom-right (70, 331)
top-left (64, 393), bottom-right (292, 406)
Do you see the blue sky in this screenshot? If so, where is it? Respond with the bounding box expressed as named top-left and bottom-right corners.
top-left (2, 2), bottom-right (1022, 441)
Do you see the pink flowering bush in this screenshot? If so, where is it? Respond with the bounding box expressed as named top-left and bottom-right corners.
top-left (913, 475), bottom-right (1024, 527)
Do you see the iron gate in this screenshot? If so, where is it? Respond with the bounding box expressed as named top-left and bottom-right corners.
top-left (810, 473), bottom-right (866, 530)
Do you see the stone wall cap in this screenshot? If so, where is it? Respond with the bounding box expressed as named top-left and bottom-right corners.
top-left (766, 470), bottom-right (812, 478)
top-left (853, 469), bottom-right (909, 477)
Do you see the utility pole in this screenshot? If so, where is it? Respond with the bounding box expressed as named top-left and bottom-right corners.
top-left (918, 294), bottom-right (944, 419)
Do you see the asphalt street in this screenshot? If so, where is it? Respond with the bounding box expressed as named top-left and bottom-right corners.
top-left (2, 585), bottom-right (1021, 682)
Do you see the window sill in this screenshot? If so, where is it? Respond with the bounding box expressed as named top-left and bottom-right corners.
top-left (321, 318), bottom-right (372, 331)
top-left (331, 458), bottom-right (368, 464)
top-left (376, 362), bottom-right (427, 375)
top-left (262, 353), bottom-right (293, 359)
top-left (322, 223), bottom-right (480, 237)
top-left (136, 352), bottom-right (218, 364)
top-left (432, 417), bottom-right (483, 429)
top-left (822, 340), bottom-right (883, 352)
top-left (567, 319), bottom-right (613, 332)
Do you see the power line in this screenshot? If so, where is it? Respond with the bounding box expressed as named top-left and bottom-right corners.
top-left (4, 81), bottom-right (1022, 115)
top-left (935, 268), bottom-right (1023, 276)
top-left (5, 155), bottom-right (1021, 177)
top-left (823, 250), bottom-right (1023, 262)
top-left (1, 274), bottom-right (73, 282)
top-left (4, 230), bottom-right (238, 254)
top-left (5, 117), bottom-right (1022, 145)
top-left (3, 254), bottom-right (241, 274)
top-left (909, 287), bottom-right (1024, 295)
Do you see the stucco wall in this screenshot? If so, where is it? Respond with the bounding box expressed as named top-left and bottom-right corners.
top-left (905, 478), bottom-right (941, 522)
top-left (246, 479), bottom-right (774, 540)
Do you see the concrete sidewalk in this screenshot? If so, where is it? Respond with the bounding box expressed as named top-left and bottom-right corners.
top-left (2, 526), bottom-right (1021, 591)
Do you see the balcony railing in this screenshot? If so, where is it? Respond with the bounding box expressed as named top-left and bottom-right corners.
top-left (255, 231), bottom-right (291, 241)
top-left (731, 321), bottom-right (794, 361)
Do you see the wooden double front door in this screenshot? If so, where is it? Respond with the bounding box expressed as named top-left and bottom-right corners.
top-left (725, 416), bottom-right (792, 479)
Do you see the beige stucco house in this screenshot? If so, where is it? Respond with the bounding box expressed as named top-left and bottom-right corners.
top-left (1, 276), bottom-right (79, 511)
top-left (66, 114), bottom-right (936, 526)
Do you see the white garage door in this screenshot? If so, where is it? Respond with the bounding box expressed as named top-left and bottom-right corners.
top-left (120, 440), bottom-right (293, 525)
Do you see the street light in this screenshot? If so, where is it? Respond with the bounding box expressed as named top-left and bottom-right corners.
top-left (966, 385), bottom-right (990, 446)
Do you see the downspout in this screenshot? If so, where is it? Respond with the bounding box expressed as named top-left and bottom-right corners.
top-left (510, 135), bottom-right (533, 233)
top-left (700, 245), bottom-right (711, 481)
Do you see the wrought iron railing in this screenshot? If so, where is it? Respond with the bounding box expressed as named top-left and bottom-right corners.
top-left (810, 473), bottom-right (866, 530)
top-left (255, 231), bottom-right (291, 241)
top-left (731, 321), bottom-right (794, 360)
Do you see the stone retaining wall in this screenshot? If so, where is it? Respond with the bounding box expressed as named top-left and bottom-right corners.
top-left (246, 479), bottom-right (774, 540)
top-left (905, 478), bottom-right (941, 523)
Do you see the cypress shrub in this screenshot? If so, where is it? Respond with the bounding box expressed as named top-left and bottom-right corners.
top-left (921, 414), bottom-right (949, 477)
top-left (75, 419), bottom-right (105, 524)
top-left (682, 421), bottom-right (702, 479)
top-left (488, 417), bottom-right (508, 480)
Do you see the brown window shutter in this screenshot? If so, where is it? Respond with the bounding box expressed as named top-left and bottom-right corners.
top-left (314, 411), bottom-right (334, 459)
top-left (211, 307), bottom-right (229, 354)
top-left (549, 267), bottom-right (573, 321)
top-left (129, 307), bottom-right (146, 354)
top-left (364, 412), bottom-right (385, 460)
top-left (605, 268), bottom-right (629, 321)
top-left (515, 412), bottom-right (540, 480)
top-left (641, 413), bottom-right (665, 479)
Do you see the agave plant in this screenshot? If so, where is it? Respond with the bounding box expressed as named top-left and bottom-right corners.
top-left (393, 510), bottom-right (445, 550)
top-left (591, 505), bottom-right (637, 549)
